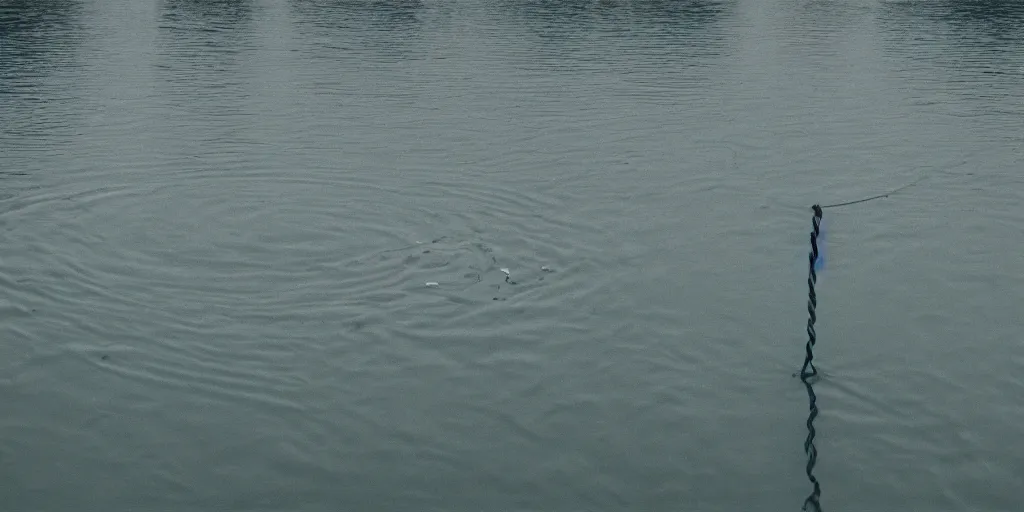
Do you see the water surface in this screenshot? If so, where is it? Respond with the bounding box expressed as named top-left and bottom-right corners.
top-left (2, 1), bottom-right (1023, 510)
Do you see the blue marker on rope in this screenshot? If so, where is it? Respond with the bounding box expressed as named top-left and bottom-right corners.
top-left (814, 217), bottom-right (826, 273)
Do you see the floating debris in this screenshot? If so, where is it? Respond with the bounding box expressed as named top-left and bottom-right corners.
top-left (425, 282), bottom-right (439, 287)
top-left (499, 268), bottom-right (516, 285)
top-left (541, 266), bottom-right (553, 272)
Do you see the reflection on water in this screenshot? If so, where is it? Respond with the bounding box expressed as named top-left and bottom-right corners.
top-left (158, 0), bottom-right (255, 64)
top-left (934, 0), bottom-right (1024, 37)
top-left (503, 0), bottom-right (729, 21)
top-left (0, 0), bottom-right (84, 71)
top-left (154, 0), bottom-right (258, 150)
top-left (289, 0), bottom-right (425, 63)
top-left (881, 0), bottom-right (1024, 42)
top-left (501, 0), bottom-right (731, 36)
top-left (604, 0), bottom-right (732, 24)
top-left (878, 0), bottom-right (1024, 122)
top-left (0, 0), bottom-right (86, 154)
top-left (161, 0), bottom-right (254, 28)
top-left (490, 0), bottom-right (736, 99)
top-left (290, 0), bottom-right (424, 32)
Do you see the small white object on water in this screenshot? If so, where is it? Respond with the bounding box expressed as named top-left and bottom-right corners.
top-left (541, 266), bottom-right (552, 272)
top-left (425, 282), bottom-right (439, 287)
top-left (500, 268), bottom-right (510, 276)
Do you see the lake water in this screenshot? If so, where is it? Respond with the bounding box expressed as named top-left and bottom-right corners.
top-left (2, 1), bottom-right (1022, 510)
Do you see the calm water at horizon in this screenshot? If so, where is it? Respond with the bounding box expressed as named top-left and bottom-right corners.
top-left (2, 1), bottom-right (1023, 510)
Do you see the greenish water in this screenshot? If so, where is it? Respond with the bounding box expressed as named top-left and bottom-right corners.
top-left (2, 1), bottom-right (1022, 510)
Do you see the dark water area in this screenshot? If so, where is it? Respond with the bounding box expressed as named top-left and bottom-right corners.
top-left (2, 1), bottom-right (1023, 510)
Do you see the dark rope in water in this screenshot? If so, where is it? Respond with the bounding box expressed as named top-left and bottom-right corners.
top-left (800, 204), bottom-right (823, 512)
top-left (796, 178), bottom-right (925, 509)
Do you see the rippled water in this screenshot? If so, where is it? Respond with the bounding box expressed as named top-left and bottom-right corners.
top-left (2, 0), bottom-right (1023, 510)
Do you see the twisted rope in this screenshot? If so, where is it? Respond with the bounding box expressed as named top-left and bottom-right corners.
top-left (800, 204), bottom-right (823, 512)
